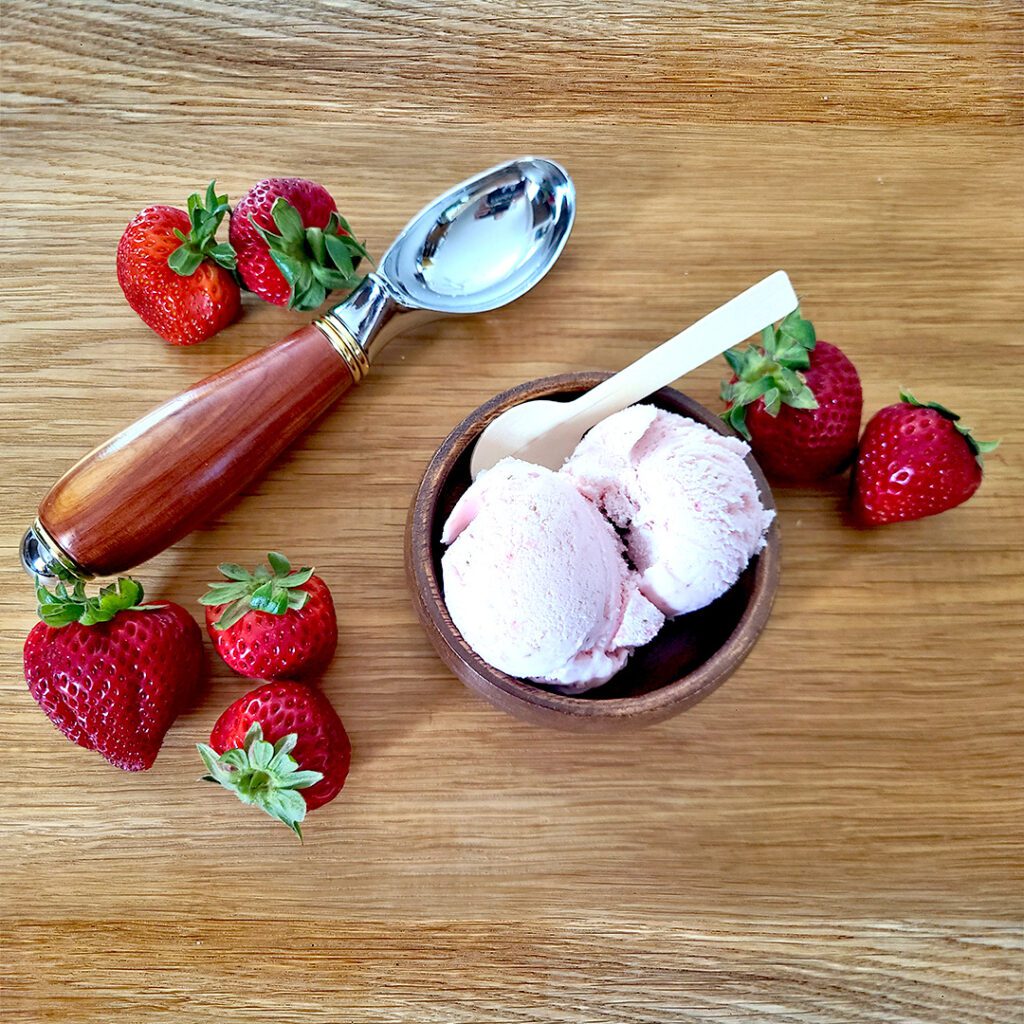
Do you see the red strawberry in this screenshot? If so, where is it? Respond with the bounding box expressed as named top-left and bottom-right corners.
top-left (198, 681), bottom-right (351, 837)
top-left (721, 309), bottom-right (862, 482)
top-left (23, 577), bottom-right (203, 771)
top-left (851, 391), bottom-right (998, 525)
top-left (229, 177), bottom-right (370, 311)
top-left (199, 552), bottom-right (337, 681)
top-left (117, 182), bottom-right (240, 345)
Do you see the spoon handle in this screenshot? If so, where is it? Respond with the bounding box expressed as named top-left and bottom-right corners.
top-left (569, 270), bottom-right (799, 424)
top-left (32, 322), bottom-right (361, 579)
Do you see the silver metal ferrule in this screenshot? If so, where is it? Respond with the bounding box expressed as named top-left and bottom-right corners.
top-left (21, 520), bottom-right (89, 581)
top-left (315, 273), bottom-right (444, 381)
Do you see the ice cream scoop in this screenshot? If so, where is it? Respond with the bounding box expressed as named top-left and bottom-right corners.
top-left (563, 405), bottom-right (774, 616)
top-left (22, 157), bottom-right (575, 581)
top-left (441, 459), bottom-right (663, 692)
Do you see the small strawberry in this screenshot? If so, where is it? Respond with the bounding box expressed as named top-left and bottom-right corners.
top-left (851, 390), bottom-right (998, 525)
top-left (117, 181), bottom-right (240, 345)
top-left (198, 681), bottom-right (351, 837)
top-left (199, 552), bottom-right (337, 681)
top-left (23, 577), bottom-right (203, 771)
top-left (229, 177), bottom-right (370, 311)
top-left (721, 309), bottom-right (863, 482)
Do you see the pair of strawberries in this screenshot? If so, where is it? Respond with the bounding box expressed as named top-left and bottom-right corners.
top-left (720, 309), bottom-right (997, 524)
top-left (117, 178), bottom-right (369, 345)
top-left (23, 553), bottom-right (348, 839)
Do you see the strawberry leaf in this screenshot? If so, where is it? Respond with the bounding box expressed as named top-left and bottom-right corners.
top-left (249, 198), bottom-right (372, 308)
top-left (168, 245), bottom-right (204, 277)
top-left (723, 348), bottom-right (745, 377)
top-left (213, 596), bottom-right (253, 630)
top-left (197, 724), bottom-right (323, 841)
top-left (279, 568), bottom-right (314, 587)
top-left (779, 308), bottom-right (816, 349)
top-left (324, 232), bottom-right (355, 276)
top-left (720, 306), bottom-right (820, 423)
top-left (725, 403), bottom-right (752, 441)
top-left (250, 580), bottom-right (289, 615)
top-left (201, 552), bottom-right (319, 630)
top-left (267, 551), bottom-right (291, 576)
top-left (167, 181), bottom-right (236, 279)
top-left (785, 385), bottom-right (819, 411)
top-left (208, 243), bottom-right (237, 272)
top-left (269, 197), bottom-right (306, 244)
top-left (35, 575), bottom-right (159, 628)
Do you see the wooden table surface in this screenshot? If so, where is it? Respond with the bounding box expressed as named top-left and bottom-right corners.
top-left (2, 2), bottom-right (1022, 1021)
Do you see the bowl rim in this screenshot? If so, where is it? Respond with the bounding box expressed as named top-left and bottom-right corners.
top-left (407, 372), bottom-right (780, 721)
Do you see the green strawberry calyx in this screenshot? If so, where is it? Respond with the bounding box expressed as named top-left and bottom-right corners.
top-left (199, 551), bottom-right (315, 630)
top-left (899, 389), bottom-right (1000, 469)
top-left (719, 307), bottom-right (818, 441)
top-left (198, 724), bottom-right (323, 840)
top-left (167, 181), bottom-right (237, 277)
top-left (36, 576), bottom-right (163, 628)
top-left (251, 198), bottom-right (372, 312)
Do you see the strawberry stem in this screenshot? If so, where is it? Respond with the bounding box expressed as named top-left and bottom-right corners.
top-left (198, 551), bottom-right (316, 630)
top-left (35, 576), bottom-right (163, 628)
top-left (250, 198), bottom-right (372, 312)
top-left (197, 723), bottom-right (323, 839)
top-left (720, 307), bottom-right (819, 439)
top-left (167, 181), bottom-right (236, 277)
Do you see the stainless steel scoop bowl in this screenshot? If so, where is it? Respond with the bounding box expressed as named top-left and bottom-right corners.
top-left (21, 157), bottom-right (576, 581)
top-left (325, 157), bottom-right (576, 364)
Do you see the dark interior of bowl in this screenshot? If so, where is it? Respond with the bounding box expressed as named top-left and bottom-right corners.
top-left (427, 382), bottom-right (764, 702)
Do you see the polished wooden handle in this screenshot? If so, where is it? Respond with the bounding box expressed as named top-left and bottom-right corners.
top-left (38, 323), bottom-right (355, 577)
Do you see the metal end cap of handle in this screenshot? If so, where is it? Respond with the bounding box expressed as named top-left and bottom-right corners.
top-left (20, 521), bottom-right (89, 581)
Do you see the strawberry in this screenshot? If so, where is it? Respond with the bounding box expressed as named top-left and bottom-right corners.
top-left (199, 552), bottom-right (337, 681)
top-left (229, 177), bottom-right (370, 311)
top-left (197, 681), bottom-right (351, 837)
top-left (23, 577), bottom-right (203, 771)
top-left (851, 390), bottom-right (998, 525)
top-left (117, 182), bottom-right (240, 346)
top-left (721, 309), bottom-right (862, 482)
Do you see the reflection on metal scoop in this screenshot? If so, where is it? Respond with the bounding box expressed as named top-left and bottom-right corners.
top-left (21, 158), bottom-right (576, 580)
top-left (325, 156), bottom-right (575, 364)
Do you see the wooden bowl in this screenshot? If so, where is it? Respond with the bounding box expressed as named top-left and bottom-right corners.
top-left (406, 372), bottom-right (780, 730)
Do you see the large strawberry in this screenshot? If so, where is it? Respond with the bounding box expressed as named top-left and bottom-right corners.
top-left (117, 182), bottom-right (240, 345)
top-left (23, 577), bottom-right (203, 771)
top-left (229, 177), bottom-right (369, 311)
top-left (199, 552), bottom-right (338, 681)
top-left (851, 391), bottom-right (998, 525)
top-left (721, 309), bottom-right (862, 482)
top-left (198, 681), bottom-right (351, 837)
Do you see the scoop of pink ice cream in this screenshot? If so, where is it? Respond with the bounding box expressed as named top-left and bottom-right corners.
top-left (562, 406), bottom-right (774, 617)
top-left (441, 458), bottom-right (664, 693)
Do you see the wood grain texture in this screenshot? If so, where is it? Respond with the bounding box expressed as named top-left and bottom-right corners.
top-left (1, 2), bottom-right (1022, 1022)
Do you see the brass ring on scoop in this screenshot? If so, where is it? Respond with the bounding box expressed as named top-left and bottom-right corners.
top-left (315, 311), bottom-right (371, 384)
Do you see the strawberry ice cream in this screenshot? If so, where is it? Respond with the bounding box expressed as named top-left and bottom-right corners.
top-left (441, 459), bottom-right (664, 692)
top-left (562, 405), bottom-right (774, 617)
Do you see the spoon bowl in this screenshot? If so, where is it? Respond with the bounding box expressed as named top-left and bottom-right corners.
top-left (469, 271), bottom-right (798, 479)
top-left (382, 156), bottom-right (575, 314)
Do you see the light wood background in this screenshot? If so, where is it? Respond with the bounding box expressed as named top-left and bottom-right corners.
top-left (2, 2), bottom-right (1022, 1021)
